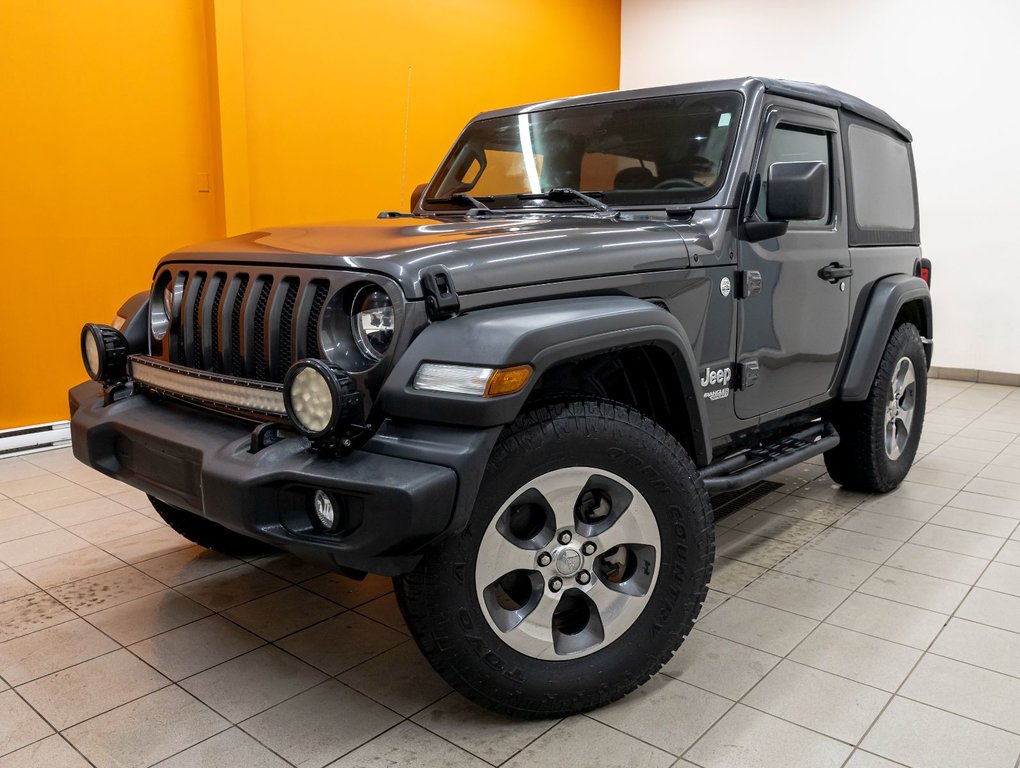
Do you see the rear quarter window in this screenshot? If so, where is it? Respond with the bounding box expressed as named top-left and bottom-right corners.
top-left (844, 119), bottom-right (920, 245)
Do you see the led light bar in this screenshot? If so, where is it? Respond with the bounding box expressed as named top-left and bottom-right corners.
top-left (129, 356), bottom-right (286, 417)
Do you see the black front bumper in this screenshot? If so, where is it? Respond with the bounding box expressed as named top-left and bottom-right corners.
top-left (69, 382), bottom-right (499, 575)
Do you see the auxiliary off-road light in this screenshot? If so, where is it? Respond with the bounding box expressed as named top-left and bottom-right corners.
top-left (413, 363), bottom-right (533, 397)
top-left (80, 324), bottom-right (129, 385)
top-left (283, 359), bottom-right (361, 439)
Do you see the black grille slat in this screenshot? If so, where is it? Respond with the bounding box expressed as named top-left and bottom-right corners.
top-left (306, 281), bottom-right (328, 359)
top-left (208, 274), bottom-right (227, 372)
top-left (252, 277), bottom-right (273, 381)
top-left (277, 279), bottom-right (299, 381)
top-left (190, 273), bottom-right (207, 370)
top-left (230, 274), bottom-right (250, 377)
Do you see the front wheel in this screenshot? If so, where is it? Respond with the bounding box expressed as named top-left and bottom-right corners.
top-left (395, 400), bottom-right (715, 718)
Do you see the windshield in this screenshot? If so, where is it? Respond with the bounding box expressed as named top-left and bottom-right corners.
top-left (425, 91), bottom-right (743, 212)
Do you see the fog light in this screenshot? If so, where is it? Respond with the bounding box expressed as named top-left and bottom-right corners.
top-left (283, 359), bottom-right (361, 439)
top-left (80, 324), bottom-right (129, 385)
top-left (313, 490), bottom-right (335, 530)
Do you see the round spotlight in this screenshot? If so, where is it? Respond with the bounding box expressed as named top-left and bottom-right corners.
top-left (350, 286), bottom-right (394, 363)
top-left (313, 490), bottom-right (335, 530)
top-left (283, 359), bottom-right (361, 439)
top-left (80, 324), bottom-right (129, 385)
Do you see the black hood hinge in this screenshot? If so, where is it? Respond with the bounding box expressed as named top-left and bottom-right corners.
top-left (420, 265), bottom-right (460, 320)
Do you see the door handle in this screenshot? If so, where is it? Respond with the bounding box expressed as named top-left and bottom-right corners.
top-left (818, 263), bottom-right (853, 283)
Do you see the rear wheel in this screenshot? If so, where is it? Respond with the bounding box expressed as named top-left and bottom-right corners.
top-left (149, 496), bottom-right (277, 557)
top-left (395, 400), bottom-right (714, 718)
top-left (825, 322), bottom-right (927, 492)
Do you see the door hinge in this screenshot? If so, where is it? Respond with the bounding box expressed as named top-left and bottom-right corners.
top-left (737, 360), bottom-right (760, 390)
top-left (737, 270), bottom-right (762, 299)
top-left (420, 265), bottom-right (460, 320)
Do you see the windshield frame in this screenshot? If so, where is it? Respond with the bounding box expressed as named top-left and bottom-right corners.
top-left (421, 89), bottom-right (746, 215)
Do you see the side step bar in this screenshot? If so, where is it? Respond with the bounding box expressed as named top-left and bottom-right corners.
top-left (701, 422), bottom-right (840, 493)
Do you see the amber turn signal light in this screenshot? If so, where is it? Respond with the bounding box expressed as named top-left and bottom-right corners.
top-left (484, 365), bottom-right (533, 398)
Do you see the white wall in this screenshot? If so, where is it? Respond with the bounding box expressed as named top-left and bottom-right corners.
top-left (622, 0), bottom-right (1020, 374)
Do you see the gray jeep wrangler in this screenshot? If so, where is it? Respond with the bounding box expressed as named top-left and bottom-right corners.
top-left (71, 76), bottom-right (931, 718)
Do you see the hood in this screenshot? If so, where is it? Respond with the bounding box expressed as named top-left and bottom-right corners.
top-left (166, 215), bottom-right (691, 298)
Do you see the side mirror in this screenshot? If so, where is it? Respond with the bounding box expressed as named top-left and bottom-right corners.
top-left (766, 161), bottom-right (827, 221)
top-left (409, 183), bottom-right (428, 213)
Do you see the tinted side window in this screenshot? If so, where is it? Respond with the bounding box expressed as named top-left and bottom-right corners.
top-left (847, 123), bottom-right (915, 230)
top-left (756, 125), bottom-right (831, 223)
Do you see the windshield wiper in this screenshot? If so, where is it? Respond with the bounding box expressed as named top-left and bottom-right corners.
top-left (517, 188), bottom-right (617, 216)
top-left (425, 192), bottom-right (493, 211)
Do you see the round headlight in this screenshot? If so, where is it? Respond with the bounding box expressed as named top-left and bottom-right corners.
top-left (80, 324), bottom-right (129, 384)
top-left (150, 270), bottom-right (174, 341)
top-left (351, 286), bottom-right (394, 362)
top-left (283, 359), bottom-right (361, 439)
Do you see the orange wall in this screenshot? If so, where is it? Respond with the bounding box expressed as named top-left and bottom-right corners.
top-left (0, 0), bottom-right (621, 430)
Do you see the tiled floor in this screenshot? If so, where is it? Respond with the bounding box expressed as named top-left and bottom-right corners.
top-left (2, 379), bottom-right (1020, 767)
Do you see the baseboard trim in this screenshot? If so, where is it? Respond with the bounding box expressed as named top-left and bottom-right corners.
top-left (0, 421), bottom-right (72, 457)
top-left (930, 366), bottom-right (1020, 387)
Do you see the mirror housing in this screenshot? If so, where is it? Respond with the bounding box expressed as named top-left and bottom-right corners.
top-left (766, 161), bottom-right (827, 221)
top-left (409, 183), bottom-right (428, 213)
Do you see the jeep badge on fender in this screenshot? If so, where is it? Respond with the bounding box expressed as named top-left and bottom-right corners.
top-left (69, 77), bottom-right (930, 719)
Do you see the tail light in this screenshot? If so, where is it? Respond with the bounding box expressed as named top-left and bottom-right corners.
top-left (914, 257), bottom-right (932, 286)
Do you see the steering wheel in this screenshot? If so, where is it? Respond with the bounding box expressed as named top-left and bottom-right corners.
top-left (653, 178), bottom-right (705, 190)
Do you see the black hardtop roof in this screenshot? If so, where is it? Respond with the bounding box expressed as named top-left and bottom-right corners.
top-left (475, 76), bottom-right (911, 142)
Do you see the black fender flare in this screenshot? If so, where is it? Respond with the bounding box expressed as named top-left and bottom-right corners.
top-left (839, 274), bottom-right (932, 401)
top-left (114, 291), bottom-right (150, 354)
top-left (380, 296), bottom-right (712, 465)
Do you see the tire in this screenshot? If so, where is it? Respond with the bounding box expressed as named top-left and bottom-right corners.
top-left (825, 322), bottom-right (927, 492)
top-left (149, 496), bottom-right (278, 557)
top-left (394, 399), bottom-right (715, 718)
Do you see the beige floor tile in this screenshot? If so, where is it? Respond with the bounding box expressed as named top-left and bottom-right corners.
top-left (886, 542), bottom-right (988, 584)
top-left (909, 523), bottom-right (1004, 558)
top-left (902, 653), bottom-right (1020, 735)
top-left (36, 497), bottom-right (130, 528)
top-left (0, 530), bottom-right (90, 567)
top-left (789, 623), bottom-right (922, 692)
top-left (732, 511), bottom-right (827, 545)
top-left (0, 459), bottom-right (50, 484)
top-left (835, 509), bottom-right (924, 542)
top-left (948, 490), bottom-right (1020, 519)
top-left (64, 685), bottom-right (228, 768)
top-left (241, 681), bottom-right (400, 768)
top-left (862, 697), bottom-right (1020, 768)
top-left (826, 593), bottom-right (947, 649)
top-left (662, 629), bottom-right (780, 700)
top-left (352, 593), bottom-right (407, 634)
top-left (105, 488), bottom-right (151, 510)
top-left (14, 545), bottom-right (123, 588)
top-left (773, 547), bottom-right (878, 590)
top-left (764, 495), bottom-right (848, 525)
top-left (175, 564), bottom-right (287, 611)
top-left (17, 485), bottom-right (100, 512)
top-left (793, 478), bottom-right (870, 508)
top-left (956, 588), bottom-right (1020, 634)
top-left (85, 589), bottom-right (211, 645)
top-left (0, 592), bottom-right (75, 643)
top-left (0, 734), bottom-right (90, 767)
top-left (685, 703), bottom-right (852, 768)
top-left (965, 477), bottom-right (1020, 502)
top-left (18, 648), bottom-right (169, 729)
top-left (904, 466), bottom-right (971, 490)
top-left (842, 750), bottom-right (903, 768)
top-left (932, 506), bottom-right (1018, 537)
top-left (49, 566), bottom-right (166, 616)
top-left (858, 565), bottom-right (969, 614)
top-left (156, 728), bottom-right (290, 768)
top-left (338, 640), bottom-right (451, 717)
top-left (413, 692), bottom-right (555, 765)
top-left (67, 510), bottom-right (163, 545)
top-left (0, 690), bottom-right (53, 758)
top-left (695, 597), bottom-right (818, 656)
top-left (0, 514), bottom-right (57, 544)
top-left (136, 547), bottom-right (244, 587)
top-left (931, 617), bottom-right (1020, 679)
top-left (0, 569), bottom-right (37, 603)
top-left (743, 659), bottom-right (889, 743)
top-left (330, 721), bottom-right (488, 768)
top-left (505, 715), bottom-right (674, 768)
top-left (590, 674), bottom-right (730, 755)
top-left (855, 494), bottom-right (941, 522)
top-left (977, 561), bottom-right (1020, 597)
top-left (997, 539), bottom-right (1020, 566)
top-left (0, 500), bottom-right (32, 522)
top-left (700, 589), bottom-right (728, 618)
top-left (0, 618), bottom-right (118, 686)
top-left (222, 585), bottom-right (342, 641)
top-left (707, 556), bottom-right (766, 594)
top-left (277, 612), bottom-right (406, 675)
top-left (714, 530), bottom-right (799, 568)
top-left (737, 571), bottom-right (850, 620)
top-left (98, 526), bottom-right (192, 563)
top-left (805, 528), bottom-right (901, 565)
top-left (302, 572), bottom-right (394, 608)
top-left (915, 453), bottom-right (987, 477)
top-left (181, 645), bottom-right (326, 722)
top-left (129, 615), bottom-right (263, 680)
top-left (0, 474), bottom-right (73, 499)
top-left (886, 481), bottom-right (957, 505)
top-left (249, 553), bottom-right (327, 583)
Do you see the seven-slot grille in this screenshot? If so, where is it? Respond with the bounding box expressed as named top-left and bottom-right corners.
top-left (159, 268), bottom-right (330, 384)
